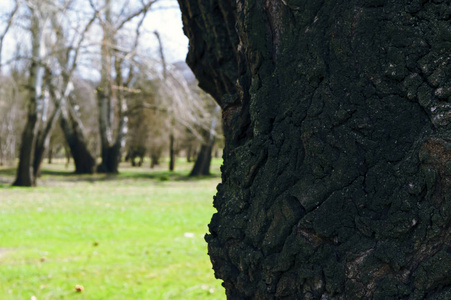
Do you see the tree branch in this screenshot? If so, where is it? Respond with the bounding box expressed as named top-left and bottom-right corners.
top-left (0, 0), bottom-right (20, 73)
top-left (115, 0), bottom-right (155, 31)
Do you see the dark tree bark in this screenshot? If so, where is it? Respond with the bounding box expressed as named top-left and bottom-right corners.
top-left (179, 0), bottom-right (451, 299)
top-left (12, 11), bottom-right (44, 187)
top-left (126, 145), bottom-right (146, 167)
top-left (33, 107), bottom-right (60, 177)
top-left (60, 108), bottom-right (96, 174)
top-left (186, 145), bottom-right (193, 162)
top-left (150, 153), bottom-right (160, 168)
top-left (189, 143), bottom-right (213, 176)
top-left (169, 133), bottom-right (175, 171)
top-left (13, 111), bottom-right (37, 186)
top-left (96, 142), bottom-right (122, 173)
top-left (47, 146), bottom-right (53, 164)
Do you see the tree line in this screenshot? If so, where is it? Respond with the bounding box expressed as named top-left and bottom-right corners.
top-left (0, 0), bottom-right (221, 186)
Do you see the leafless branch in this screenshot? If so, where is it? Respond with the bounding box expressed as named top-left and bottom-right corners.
top-left (0, 0), bottom-right (20, 73)
top-left (115, 0), bottom-right (155, 31)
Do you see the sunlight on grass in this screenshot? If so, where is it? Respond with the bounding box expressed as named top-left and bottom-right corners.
top-left (0, 159), bottom-right (225, 299)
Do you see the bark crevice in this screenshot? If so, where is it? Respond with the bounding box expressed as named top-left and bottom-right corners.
top-left (179, 0), bottom-right (451, 298)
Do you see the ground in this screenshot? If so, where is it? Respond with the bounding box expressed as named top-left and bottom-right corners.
top-left (0, 158), bottom-right (225, 299)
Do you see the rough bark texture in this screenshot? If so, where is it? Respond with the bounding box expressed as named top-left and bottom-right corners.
top-left (179, 0), bottom-right (451, 299)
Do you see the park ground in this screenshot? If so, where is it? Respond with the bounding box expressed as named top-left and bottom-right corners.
top-left (0, 158), bottom-right (225, 299)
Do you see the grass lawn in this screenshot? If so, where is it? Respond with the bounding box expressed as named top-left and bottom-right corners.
top-left (0, 158), bottom-right (225, 299)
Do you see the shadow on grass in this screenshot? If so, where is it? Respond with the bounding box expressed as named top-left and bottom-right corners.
top-left (0, 166), bottom-right (220, 185)
top-left (119, 170), bottom-right (221, 182)
top-left (0, 167), bottom-right (78, 178)
top-left (0, 167), bottom-right (16, 176)
top-left (40, 169), bottom-right (80, 177)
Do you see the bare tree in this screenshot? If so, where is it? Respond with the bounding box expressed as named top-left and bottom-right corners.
top-left (92, 0), bottom-right (154, 173)
top-left (0, 0), bottom-right (19, 74)
top-left (189, 104), bottom-right (220, 176)
top-left (0, 74), bottom-right (21, 166)
top-left (44, 2), bottom-right (97, 174)
top-left (13, 0), bottom-right (49, 186)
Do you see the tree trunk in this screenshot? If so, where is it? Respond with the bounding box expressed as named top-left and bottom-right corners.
top-left (179, 1), bottom-right (451, 299)
top-left (13, 113), bottom-right (37, 186)
top-left (60, 108), bottom-right (96, 174)
top-left (33, 107), bottom-right (60, 177)
top-left (12, 11), bottom-right (45, 187)
top-left (186, 144), bottom-right (193, 162)
top-left (190, 105), bottom-right (219, 176)
top-left (150, 146), bottom-right (162, 168)
top-left (169, 133), bottom-right (175, 171)
top-left (96, 143), bottom-right (121, 173)
top-left (150, 154), bottom-right (159, 168)
top-left (96, 77), bottom-right (128, 174)
top-left (189, 143), bottom-right (213, 176)
top-left (47, 147), bottom-right (53, 164)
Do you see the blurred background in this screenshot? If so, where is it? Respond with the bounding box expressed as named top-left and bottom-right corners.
top-left (0, 0), bottom-right (225, 298)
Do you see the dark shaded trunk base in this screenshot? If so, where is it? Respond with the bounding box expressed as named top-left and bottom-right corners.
top-left (169, 134), bottom-right (175, 171)
top-left (189, 144), bottom-right (213, 176)
top-left (150, 154), bottom-right (160, 168)
top-left (33, 146), bottom-right (45, 178)
top-left (60, 116), bottom-right (96, 174)
top-left (13, 115), bottom-right (37, 187)
top-left (97, 144), bottom-right (121, 174)
top-left (47, 147), bottom-right (53, 164)
top-left (126, 145), bottom-right (145, 167)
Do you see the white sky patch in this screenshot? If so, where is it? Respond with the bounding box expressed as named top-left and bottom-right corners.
top-left (0, 0), bottom-right (188, 72)
top-left (144, 0), bottom-right (188, 63)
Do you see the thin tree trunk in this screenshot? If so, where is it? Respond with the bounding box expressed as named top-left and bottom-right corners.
top-left (186, 144), bottom-right (193, 162)
top-left (47, 146), bottom-right (52, 164)
top-left (33, 107), bottom-right (60, 177)
top-left (0, 138), bottom-right (2, 166)
top-left (169, 133), bottom-right (175, 171)
top-left (179, 0), bottom-right (451, 298)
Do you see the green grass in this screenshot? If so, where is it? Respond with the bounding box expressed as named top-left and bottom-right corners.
top-left (0, 158), bottom-right (225, 299)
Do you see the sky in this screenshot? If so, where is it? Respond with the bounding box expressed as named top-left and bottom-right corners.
top-left (0, 0), bottom-right (189, 66)
top-left (143, 0), bottom-right (189, 63)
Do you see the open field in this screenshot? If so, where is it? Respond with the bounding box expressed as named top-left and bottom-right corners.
top-left (0, 158), bottom-right (225, 299)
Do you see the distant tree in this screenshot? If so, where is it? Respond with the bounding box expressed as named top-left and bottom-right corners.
top-left (180, 0), bottom-right (451, 298)
top-left (44, 4), bottom-right (98, 174)
top-left (93, 0), bottom-right (153, 173)
top-left (0, 0), bottom-right (19, 74)
top-left (189, 100), bottom-right (220, 176)
top-left (0, 74), bottom-right (21, 166)
top-left (32, 75), bottom-right (60, 177)
top-left (8, 0), bottom-right (98, 183)
top-left (13, 0), bottom-right (49, 186)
